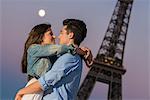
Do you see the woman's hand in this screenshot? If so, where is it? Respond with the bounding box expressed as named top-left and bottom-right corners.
top-left (76, 46), bottom-right (93, 68)
top-left (81, 47), bottom-right (93, 67)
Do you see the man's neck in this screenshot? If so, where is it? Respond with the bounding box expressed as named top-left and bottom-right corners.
top-left (67, 41), bottom-right (78, 48)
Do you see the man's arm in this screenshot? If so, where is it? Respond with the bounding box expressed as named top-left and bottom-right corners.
top-left (15, 54), bottom-right (81, 99)
top-left (15, 81), bottom-right (43, 100)
top-left (38, 53), bottom-right (81, 91)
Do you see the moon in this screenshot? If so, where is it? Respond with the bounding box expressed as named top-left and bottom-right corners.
top-left (38, 9), bottom-right (46, 17)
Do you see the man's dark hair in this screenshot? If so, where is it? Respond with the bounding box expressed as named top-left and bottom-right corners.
top-left (63, 19), bottom-right (87, 46)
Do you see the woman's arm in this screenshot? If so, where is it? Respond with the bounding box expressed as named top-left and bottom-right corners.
top-left (28, 44), bottom-right (76, 58)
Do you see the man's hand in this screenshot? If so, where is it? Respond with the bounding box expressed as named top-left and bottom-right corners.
top-left (15, 90), bottom-right (23, 100)
top-left (15, 80), bottom-right (43, 100)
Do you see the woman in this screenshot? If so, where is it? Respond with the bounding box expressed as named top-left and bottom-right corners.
top-left (20, 23), bottom-right (93, 100)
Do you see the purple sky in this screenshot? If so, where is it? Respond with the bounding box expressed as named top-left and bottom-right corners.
top-left (0, 0), bottom-right (149, 100)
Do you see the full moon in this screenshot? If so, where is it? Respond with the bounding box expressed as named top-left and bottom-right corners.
top-left (38, 9), bottom-right (46, 17)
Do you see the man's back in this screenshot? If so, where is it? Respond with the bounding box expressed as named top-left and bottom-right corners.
top-left (38, 53), bottom-right (82, 100)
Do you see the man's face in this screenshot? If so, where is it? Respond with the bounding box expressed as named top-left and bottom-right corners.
top-left (58, 25), bottom-right (70, 45)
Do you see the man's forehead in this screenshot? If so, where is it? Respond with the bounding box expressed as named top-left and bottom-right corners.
top-left (62, 25), bottom-right (67, 29)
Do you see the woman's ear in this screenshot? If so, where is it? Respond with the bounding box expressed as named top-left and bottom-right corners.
top-left (68, 32), bottom-right (74, 39)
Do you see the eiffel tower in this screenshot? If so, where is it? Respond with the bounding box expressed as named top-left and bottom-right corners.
top-left (77, 0), bottom-right (134, 100)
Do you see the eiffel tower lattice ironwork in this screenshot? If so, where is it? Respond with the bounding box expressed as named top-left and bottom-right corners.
top-left (77, 0), bottom-right (134, 100)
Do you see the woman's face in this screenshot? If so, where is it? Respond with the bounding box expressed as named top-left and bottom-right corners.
top-left (42, 28), bottom-right (55, 45)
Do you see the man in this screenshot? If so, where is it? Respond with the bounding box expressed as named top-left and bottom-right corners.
top-left (15, 19), bottom-right (90, 100)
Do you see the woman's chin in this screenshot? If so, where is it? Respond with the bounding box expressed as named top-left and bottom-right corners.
top-left (50, 41), bottom-right (55, 44)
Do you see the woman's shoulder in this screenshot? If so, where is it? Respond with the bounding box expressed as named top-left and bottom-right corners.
top-left (27, 44), bottom-right (40, 52)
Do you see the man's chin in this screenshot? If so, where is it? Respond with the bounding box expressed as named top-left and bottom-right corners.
top-left (59, 42), bottom-right (62, 45)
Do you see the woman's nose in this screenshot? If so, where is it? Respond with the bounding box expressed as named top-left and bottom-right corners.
top-left (52, 35), bottom-right (56, 39)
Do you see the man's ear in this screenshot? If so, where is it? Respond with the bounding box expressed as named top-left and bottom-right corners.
top-left (68, 32), bottom-right (74, 39)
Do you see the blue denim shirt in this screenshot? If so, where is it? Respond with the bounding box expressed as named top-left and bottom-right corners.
top-left (27, 44), bottom-right (75, 78)
top-left (38, 53), bottom-right (82, 100)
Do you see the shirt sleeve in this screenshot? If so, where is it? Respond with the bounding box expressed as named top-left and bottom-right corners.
top-left (27, 44), bottom-right (75, 58)
top-left (38, 54), bottom-right (80, 91)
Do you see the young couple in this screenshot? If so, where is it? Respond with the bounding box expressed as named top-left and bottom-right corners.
top-left (15, 18), bottom-right (93, 100)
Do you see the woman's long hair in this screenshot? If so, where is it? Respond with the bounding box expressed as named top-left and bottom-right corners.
top-left (21, 23), bottom-right (51, 73)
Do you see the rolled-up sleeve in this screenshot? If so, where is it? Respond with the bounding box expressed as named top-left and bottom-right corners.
top-left (38, 76), bottom-right (48, 90)
top-left (38, 67), bottom-right (65, 91)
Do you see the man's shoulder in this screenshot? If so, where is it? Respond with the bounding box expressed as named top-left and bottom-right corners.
top-left (52, 53), bottom-right (82, 70)
top-left (57, 53), bottom-right (81, 62)
top-left (61, 53), bottom-right (80, 58)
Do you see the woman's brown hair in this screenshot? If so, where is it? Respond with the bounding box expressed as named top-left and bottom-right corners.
top-left (21, 23), bottom-right (51, 73)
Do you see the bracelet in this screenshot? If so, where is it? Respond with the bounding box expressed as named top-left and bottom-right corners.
top-left (83, 50), bottom-right (90, 59)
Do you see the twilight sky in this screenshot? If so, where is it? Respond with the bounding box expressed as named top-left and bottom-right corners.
top-left (0, 0), bottom-right (149, 100)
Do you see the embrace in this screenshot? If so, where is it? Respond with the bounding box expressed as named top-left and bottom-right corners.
top-left (15, 18), bottom-right (93, 100)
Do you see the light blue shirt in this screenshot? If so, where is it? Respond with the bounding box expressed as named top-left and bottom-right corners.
top-left (38, 53), bottom-right (82, 100)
